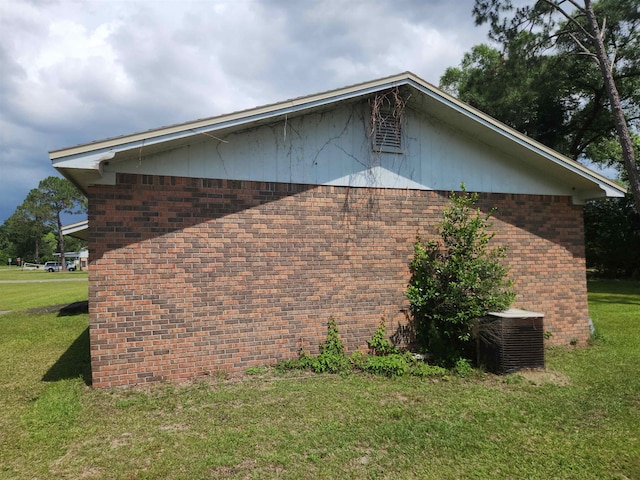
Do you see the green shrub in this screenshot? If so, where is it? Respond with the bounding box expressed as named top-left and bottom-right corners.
top-left (245, 366), bottom-right (267, 376)
top-left (349, 350), bottom-right (366, 369)
top-left (320, 316), bottom-right (344, 356)
top-left (407, 186), bottom-right (515, 365)
top-left (357, 352), bottom-right (449, 378)
top-left (310, 351), bottom-right (349, 374)
top-left (275, 351), bottom-right (315, 372)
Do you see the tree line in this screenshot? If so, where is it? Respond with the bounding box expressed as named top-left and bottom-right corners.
top-left (0, 176), bottom-right (87, 269)
top-left (442, 0), bottom-right (640, 277)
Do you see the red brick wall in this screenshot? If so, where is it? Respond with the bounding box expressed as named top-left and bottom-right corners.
top-left (87, 174), bottom-right (588, 387)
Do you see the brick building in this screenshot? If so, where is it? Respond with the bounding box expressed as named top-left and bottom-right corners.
top-left (51, 72), bottom-right (625, 388)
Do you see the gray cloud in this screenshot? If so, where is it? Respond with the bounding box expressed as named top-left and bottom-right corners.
top-left (0, 0), bottom-right (488, 223)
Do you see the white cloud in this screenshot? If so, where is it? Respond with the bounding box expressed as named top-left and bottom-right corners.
top-left (0, 0), bottom-right (490, 222)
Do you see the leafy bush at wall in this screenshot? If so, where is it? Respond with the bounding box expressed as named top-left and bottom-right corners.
top-left (406, 187), bottom-right (515, 366)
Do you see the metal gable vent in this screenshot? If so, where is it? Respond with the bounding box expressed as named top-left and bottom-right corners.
top-left (476, 309), bottom-right (545, 374)
top-left (374, 110), bottom-right (402, 152)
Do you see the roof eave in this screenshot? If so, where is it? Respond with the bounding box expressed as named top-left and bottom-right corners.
top-left (61, 219), bottom-right (89, 241)
top-left (49, 71), bottom-right (627, 200)
top-left (401, 77), bottom-right (627, 200)
top-left (49, 72), bottom-right (418, 161)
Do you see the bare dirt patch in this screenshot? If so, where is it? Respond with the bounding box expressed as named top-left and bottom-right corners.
top-left (516, 369), bottom-right (571, 386)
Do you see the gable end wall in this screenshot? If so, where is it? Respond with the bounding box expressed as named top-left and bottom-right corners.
top-left (88, 174), bottom-right (588, 387)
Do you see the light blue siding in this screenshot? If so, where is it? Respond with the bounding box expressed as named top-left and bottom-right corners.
top-left (109, 101), bottom-right (571, 196)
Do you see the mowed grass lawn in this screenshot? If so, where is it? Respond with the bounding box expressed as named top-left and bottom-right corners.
top-left (0, 266), bottom-right (88, 311)
top-left (0, 275), bottom-right (638, 479)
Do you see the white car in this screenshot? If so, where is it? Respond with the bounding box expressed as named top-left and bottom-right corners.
top-left (44, 261), bottom-right (77, 272)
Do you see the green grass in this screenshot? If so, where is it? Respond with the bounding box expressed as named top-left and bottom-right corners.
top-left (0, 280), bottom-right (638, 479)
top-left (0, 267), bottom-right (87, 311)
top-left (0, 281), bottom-right (88, 312)
top-left (0, 265), bottom-right (88, 281)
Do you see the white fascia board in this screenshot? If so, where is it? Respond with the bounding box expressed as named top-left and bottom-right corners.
top-left (52, 150), bottom-right (115, 170)
top-left (62, 220), bottom-right (88, 236)
top-left (53, 150), bottom-right (117, 190)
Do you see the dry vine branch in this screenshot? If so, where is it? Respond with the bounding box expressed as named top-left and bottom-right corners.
top-left (368, 87), bottom-right (409, 147)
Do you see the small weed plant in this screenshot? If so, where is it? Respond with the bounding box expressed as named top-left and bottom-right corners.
top-left (245, 366), bottom-right (268, 376)
top-left (367, 317), bottom-right (399, 356)
top-left (452, 357), bottom-right (476, 378)
top-left (312, 316), bottom-right (349, 373)
top-left (276, 317), bottom-right (449, 378)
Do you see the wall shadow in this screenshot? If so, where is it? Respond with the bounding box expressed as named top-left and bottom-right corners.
top-left (476, 192), bottom-right (584, 252)
top-left (390, 309), bottom-right (417, 350)
top-left (89, 175), bottom-right (580, 264)
top-left (88, 175), bottom-right (315, 262)
top-left (58, 301), bottom-right (89, 316)
top-left (42, 324), bottom-right (92, 386)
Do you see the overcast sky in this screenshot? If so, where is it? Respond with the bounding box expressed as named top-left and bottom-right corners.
top-left (1, 0), bottom-right (498, 223)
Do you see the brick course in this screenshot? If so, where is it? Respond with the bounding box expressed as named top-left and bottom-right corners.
top-left (88, 174), bottom-right (589, 387)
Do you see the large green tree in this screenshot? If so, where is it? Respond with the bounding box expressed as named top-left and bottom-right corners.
top-left (444, 0), bottom-right (640, 210)
top-left (5, 188), bottom-right (51, 263)
top-left (37, 176), bottom-right (86, 271)
top-left (4, 177), bottom-right (86, 268)
top-left (0, 223), bottom-right (13, 265)
top-left (440, 44), bottom-right (576, 155)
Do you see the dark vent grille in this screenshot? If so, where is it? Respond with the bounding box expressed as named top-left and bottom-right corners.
top-left (476, 311), bottom-right (545, 374)
top-left (374, 111), bottom-right (402, 152)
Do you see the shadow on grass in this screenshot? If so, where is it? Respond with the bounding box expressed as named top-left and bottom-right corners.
top-left (42, 327), bottom-right (92, 385)
top-left (588, 295), bottom-right (640, 306)
top-left (587, 280), bottom-right (640, 306)
top-left (588, 280), bottom-right (640, 294)
top-left (58, 301), bottom-right (89, 316)
top-left (42, 301), bottom-right (92, 385)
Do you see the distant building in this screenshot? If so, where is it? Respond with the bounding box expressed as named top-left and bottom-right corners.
top-left (61, 220), bottom-right (89, 269)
